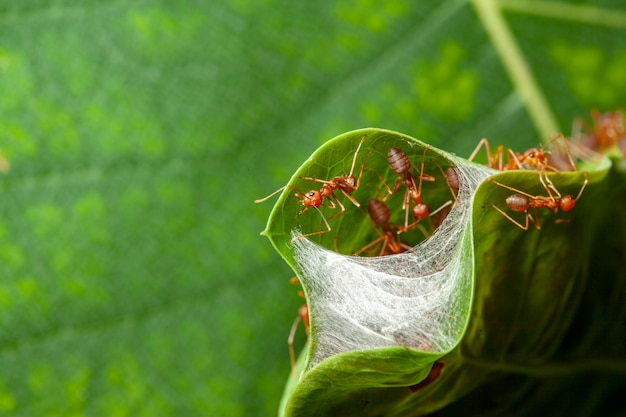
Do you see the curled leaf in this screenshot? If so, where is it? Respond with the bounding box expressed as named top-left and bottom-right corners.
top-left (259, 128), bottom-right (626, 416)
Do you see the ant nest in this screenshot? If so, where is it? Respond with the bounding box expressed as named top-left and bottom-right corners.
top-left (291, 155), bottom-right (494, 371)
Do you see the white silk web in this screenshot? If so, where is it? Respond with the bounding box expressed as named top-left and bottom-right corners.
top-left (291, 155), bottom-right (494, 371)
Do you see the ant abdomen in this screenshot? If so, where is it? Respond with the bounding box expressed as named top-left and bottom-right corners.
top-left (367, 198), bottom-right (391, 226)
top-left (387, 147), bottom-right (411, 175)
top-left (445, 167), bottom-right (460, 191)
top-left (505, 194), bottom-right (529, 213)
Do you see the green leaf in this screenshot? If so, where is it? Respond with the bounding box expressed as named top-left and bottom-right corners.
top-left (1, 0), bottom-right (626, 416)
top-left (264, 127), bottom-right (625, 416)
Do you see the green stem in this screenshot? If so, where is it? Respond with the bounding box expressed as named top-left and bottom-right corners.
top-left (471, 0), bottom-right (560, 142)
top-left (499, 0), bottom-right (626, 29)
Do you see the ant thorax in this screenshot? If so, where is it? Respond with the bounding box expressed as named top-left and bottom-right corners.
top-left (337, 175), bottom-right (356, 190)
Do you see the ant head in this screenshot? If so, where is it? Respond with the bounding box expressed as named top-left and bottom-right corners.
top-left (519, 148), bottom-right (549, 168)
top-left (299, 190), bottom-right (322, 207)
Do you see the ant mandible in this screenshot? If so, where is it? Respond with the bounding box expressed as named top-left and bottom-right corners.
top-left (487, 173), bottom-right (588, 230)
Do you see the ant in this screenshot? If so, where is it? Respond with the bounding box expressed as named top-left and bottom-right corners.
top-left (587, 110), bottom-right (625, 150)
top-left (469, 136), bottom-right (577, 173)
top-left (255, 185), bottom-right (333, 241)
top-left (288, 277), bottom-right (310, 377)
top-left (400, 157), bottom-right (458, 233)
top-left (487, 173), bottom-right (588, 231)
top-left (430, 158), bottom-right (460, 201)
top-left (383, 145), bottom-right (436, 229)
top-left (468, 138), bottom-right (511, 170)
top-left (255, 135), bottom-right (369, 241)
top-left (353, 198), bottom-right (419, 256)
top-left (517, 134), bottom-right (579, 174)
top-left (444, 166), bottom-right (460, 197)
top-left (571, 110), bottom-right (626, 156)
top-left (299, 134), bottom-right (368, 211)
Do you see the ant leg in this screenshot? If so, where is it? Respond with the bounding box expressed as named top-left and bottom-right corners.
top-left (468, 138), bottom-right (492, 164)
top-left (325, 194), bottom-right (346, 221)
top-left (488, 178), bottom-right (538, 200)
top-left (353, 235), bottom-right (384, 256)
top-left (291, 206), bottom-right (332, 241)
top-left (397, 220), bottom-right (430, 239)
top-left (348, 134), bottom-right (368, 179)
top-left (403, 188), bottom-right (411, 229)
top-left (490, 204), bottom-right (532, 230)
top-left (382, 177), bottom-right (404, 201)
top-left (538, 171), bottom-right (561, 199)
top-left (368, 169), bottom-right (394, 196)
top-left (398, 200), bottom-right (452, 237)
top-left (430, 200), bottom-right (453, 217)
top-left (548, 133), bottom-right (578, 172)
top-left (573, 173), bottom-right (589, 201)
top-left (298, 176), bottom-right (334, 186)
top-left (338, 188), bottom-right (361, 208)
top-left (491, 204), bottom-right (541, 230)
top-left (288, 313), bottom-right (302, 378)
top-left (507, 148), bottom-right (523, 170)
top-left (378, 238), bottom-right (390, 257)
top-left (288, 304), bottom-right (310, 378)
top-left (493, 145), bottom-right (504, 170)
top-left (414, 145), bottom-right (429, 198)
top-left (431, 159), bottom-right (458, 200)
top-left (255, 185), bottom-right (288, 203)
top-left (530, 207), bottom-right (541, 229)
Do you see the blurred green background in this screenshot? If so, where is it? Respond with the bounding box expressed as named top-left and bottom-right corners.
top-left (0, 0), bottom-right (624, 416)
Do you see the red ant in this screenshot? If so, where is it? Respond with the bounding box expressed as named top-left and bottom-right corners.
top-left (444, 166), bottom-right (460, 197)
top-left (571, 110), bottom-right (626, 156)
top-left (288, 277), bottom-right (310, 377)
top-left (255, 135), bottom-right (368, 241)
top-left (488, 173), bottom-right (588, 230)
top-left (353, 198), bottom-right (416, 256)
top-left (430, 158), bottom-right (460, 201)
top-left (468, 138), bottom-right (511, 170)
top-left (299, 134), bottom-right (368, 211)
top-left (469, 136), bottom-right (577, 173)
top-left (255, 185), bottom-right (333, 241)
top-left (587, 110), bottom-right (625, 150)
top-left (383, 145), bottom-right (436, 229)
top-left (400, 157), bottom-right (458, 233)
